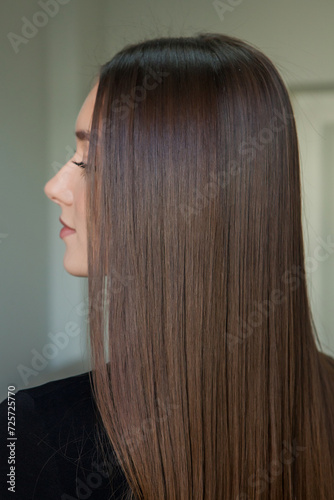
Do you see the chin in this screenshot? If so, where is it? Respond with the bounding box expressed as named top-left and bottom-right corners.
top-left (63, 258), bottom-right (88, 277)
top-left (66, 269), bottom-right (88, 277)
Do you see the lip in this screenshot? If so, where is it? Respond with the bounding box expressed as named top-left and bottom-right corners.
top-left (60, 226), bottom-right (76, 239)
top-left (59, 216), bottom-right (75, 230)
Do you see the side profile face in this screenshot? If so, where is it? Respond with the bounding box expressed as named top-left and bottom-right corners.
top-left (44, 83), bottom-right (98, 277)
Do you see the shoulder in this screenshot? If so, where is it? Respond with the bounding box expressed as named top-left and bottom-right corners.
top-left (0, 371), bottom-right (128, 499)
top-left (0, 371), bottom-right (98, 459)
top-left (11, 370), bottom-right (97, 424)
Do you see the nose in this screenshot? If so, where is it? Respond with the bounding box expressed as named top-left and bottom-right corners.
top-left (44, 167), bottom-right (73, 205)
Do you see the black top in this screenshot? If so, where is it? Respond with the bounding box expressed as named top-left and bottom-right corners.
top-left (0, 371), bottom-right (130, 499)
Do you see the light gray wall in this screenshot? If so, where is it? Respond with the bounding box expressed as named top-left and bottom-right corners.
top-left (1, 0), bottom-right (334, 401)
top-left (0, 0), bottom-right (108, 400)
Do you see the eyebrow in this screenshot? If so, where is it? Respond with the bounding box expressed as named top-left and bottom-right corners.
top-left (75, 129), bottom-right (90, 141)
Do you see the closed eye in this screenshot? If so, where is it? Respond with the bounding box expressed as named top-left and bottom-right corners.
top-left (72, 161), bottom-right (86, 168)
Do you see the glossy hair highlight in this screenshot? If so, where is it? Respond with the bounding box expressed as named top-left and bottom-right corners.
top-left (85, 33), bottom-right (334, 499)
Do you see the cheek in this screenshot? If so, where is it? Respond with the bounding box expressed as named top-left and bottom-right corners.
top-left (73, 184), bottom-right (87, 237)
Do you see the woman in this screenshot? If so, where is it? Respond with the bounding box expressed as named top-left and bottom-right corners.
top-left (1, 33), bottom-right (334, 499)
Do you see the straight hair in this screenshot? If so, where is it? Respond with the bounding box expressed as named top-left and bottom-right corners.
top-left (85, 33), bottom-right (334, 499)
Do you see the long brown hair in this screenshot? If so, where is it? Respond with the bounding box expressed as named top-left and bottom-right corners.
top-left (85, 33), bottom-right (334, 499)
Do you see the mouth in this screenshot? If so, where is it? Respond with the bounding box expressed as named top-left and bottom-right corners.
top-left (59, 217), bottom-right (76, 239)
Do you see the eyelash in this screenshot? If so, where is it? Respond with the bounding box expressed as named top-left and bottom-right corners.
top-left (72, 160), bottom-right (87, 177)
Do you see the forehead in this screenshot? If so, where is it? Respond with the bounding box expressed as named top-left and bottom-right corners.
top-left (75, 83), bottom-right (99, 134)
